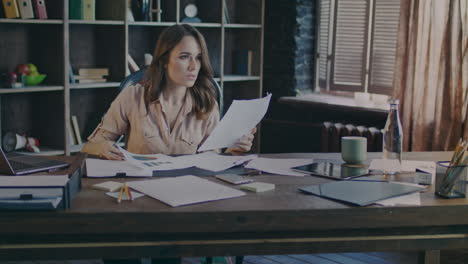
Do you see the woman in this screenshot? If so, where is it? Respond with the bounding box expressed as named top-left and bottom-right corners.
top-left (82, 24), bottom-right (255, 159)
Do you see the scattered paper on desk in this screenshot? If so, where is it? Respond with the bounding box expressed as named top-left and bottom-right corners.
top-left (240, 182), bottom-right (275, 192)
top-left (127, 175), bottom-right (245, 207)
top-left (375, 192), bottom-right (421, 206)
top-left (118, 146), bottom-right (177, 170)
top-left (244, 157), bottom-right (313, 176)
top-left (198, 93), bottom-right (272, 152)
top-left (174, 152), bottom-right (257, 172)
top-left (92, 181), bottom-right (123, 192)
top-left (86, 159), bottom-right (153, 177)
top-left (369, 160), bottom-right (436, 174)
top-left (106, 191), bottom-right (144, 200)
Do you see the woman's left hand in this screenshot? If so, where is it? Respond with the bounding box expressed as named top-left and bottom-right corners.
top-left (226, 127), bottom-right (257, 154)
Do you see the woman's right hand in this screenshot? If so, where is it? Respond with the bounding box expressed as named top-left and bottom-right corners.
top-left (82, 141), bottom-right (124, 160)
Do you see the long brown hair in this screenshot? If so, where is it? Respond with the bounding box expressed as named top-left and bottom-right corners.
top-left (143, 24), bottom-right (216, 119)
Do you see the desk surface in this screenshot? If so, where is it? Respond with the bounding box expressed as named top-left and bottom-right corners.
top-left (1, 151), bottom-right (466, 261)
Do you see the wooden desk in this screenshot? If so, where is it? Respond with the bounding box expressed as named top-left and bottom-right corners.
top-left (0, 152), bottom-right (462, 264)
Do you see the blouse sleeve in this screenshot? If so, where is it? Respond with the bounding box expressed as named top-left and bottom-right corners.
top-left (87, 85), bottom-right (135, 143)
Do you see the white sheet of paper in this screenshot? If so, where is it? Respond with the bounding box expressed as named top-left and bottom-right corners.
top-left (375, 192), bottom-right (421, 206)
top-left (106, 191), bottom-right (145, 200)
top-left (86, 159), bottom-right (153, 177)
top-left (244, 158), bottom-right (313, 177)
top-left (127, 175), bottom-right (245, 207)
top-left (198, 94), bottom-right (272, 152)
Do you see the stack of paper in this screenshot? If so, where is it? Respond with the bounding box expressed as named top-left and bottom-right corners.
top-left (240, 182), bottom-right (275, 192)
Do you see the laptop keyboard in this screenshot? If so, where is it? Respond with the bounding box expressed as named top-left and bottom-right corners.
top-left (9, 160), bottom-right (36, 171)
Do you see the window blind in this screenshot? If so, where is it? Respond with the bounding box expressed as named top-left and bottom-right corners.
top-left (318, 0), bottom-right (331, 89)
top-left (368, 0), bottom-right (401, 94)
top-left (331, 0), bottom-right (369, 91)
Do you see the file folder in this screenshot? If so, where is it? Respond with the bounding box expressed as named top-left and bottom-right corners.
top-left (17, 0), bottom-right (34, 18)
top-left (32, 0), bottom-right (47, 19)
top-left (2, 0), bottom-right (20, 18)
top-left (300, 180), bottom-right (425, 206)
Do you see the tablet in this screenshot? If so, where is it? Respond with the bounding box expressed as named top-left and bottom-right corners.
top-left (291, 162), bottom-right (369, 180)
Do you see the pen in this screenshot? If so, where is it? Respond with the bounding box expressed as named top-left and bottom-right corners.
top-left (114, 135), bottom-right (124, 147)
top-left (125, 183), bottom-right (133, 201)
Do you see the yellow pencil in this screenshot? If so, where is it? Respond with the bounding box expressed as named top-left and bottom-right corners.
top-left (117, 183), bottom-right (124, 203)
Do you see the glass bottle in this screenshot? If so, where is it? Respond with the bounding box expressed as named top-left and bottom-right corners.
top-left (382, 99), bottom-right (403, 174)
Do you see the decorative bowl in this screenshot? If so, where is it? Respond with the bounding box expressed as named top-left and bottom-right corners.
top-left (25, 74), bottom-right (47, 86)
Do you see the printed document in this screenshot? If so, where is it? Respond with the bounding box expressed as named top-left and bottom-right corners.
top-left (245, 157), bottom-right (313, 176)
top-left (198, 93), bottom-right (272, 152)
top-left (127, 175), bottom-right (245, 207)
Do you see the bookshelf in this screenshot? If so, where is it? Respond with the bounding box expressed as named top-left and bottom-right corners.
top-left (0, 0), bottom-right (264, 155)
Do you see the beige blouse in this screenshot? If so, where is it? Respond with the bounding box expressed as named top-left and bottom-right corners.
top-left (87, 84), bottom-right (220, 155)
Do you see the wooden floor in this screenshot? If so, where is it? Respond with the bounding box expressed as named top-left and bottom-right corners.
top-left (0, 250), bottom-right (466, 264)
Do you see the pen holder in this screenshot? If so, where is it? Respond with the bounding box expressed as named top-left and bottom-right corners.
top-left (435, 162), bottom-right (468, 198)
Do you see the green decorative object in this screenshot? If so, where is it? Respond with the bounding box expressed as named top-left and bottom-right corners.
top-left (25, 74), bottom-right (47, 86)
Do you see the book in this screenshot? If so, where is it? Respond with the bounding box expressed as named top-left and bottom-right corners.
top-left (68, 63), bottom-right (75, 83)
top-left (223, 0), bottom-right (230, 24)
top-left (76, 78), bottom-right (106, 83)
top-left (240, 182), bottom-right (275, 192)
top-left (92, 181), bottom-right (123, 192)
top-left (96, 0), bottom-right (125, 20)
top-left (233, 50), bottom-right (253, 75)
top-left (78, 68), bottom-right (109, 76)
top-left (68, 120), bottom-right (77, 145)
top-left (82, 0), bottom-right (94, 20)
top-left (127, 54), bottom-right (140, 73)
top-left (32, 0), bottom-right (47, 19)
top-left (17, 0), bottom-right (34, 18)
top-left (3, 0), bottom-right (20, 18)
top-left (69, 0), bottom-right (82, 19)
top-left (71, 115), bottom-right (82, 145)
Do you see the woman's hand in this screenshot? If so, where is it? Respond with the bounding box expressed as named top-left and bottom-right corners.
top-left (82, 140), bottom-right (124, 160)
top-left (225, 127), bottom-right (257, 155)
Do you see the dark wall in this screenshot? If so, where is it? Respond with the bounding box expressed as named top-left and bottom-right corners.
top-left (261, 0), bottom-right (387, 153)
top-left (263, 0), bottom-right (315, 100)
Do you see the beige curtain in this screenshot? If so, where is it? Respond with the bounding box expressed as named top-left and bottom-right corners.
top-left (393, 0), bottom-right (468, 151)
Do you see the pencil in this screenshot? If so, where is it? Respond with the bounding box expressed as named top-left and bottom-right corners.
top-left (117, 184), bottom-right (124, 203)
top-left (124, 183), bottom-right (133, 201)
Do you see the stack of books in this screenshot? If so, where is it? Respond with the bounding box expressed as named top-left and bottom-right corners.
top-left (75, 68), bottom-right (108, 84)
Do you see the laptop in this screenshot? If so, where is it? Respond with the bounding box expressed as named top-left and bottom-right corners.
top-left (0, 147), bottom-right (69, 175)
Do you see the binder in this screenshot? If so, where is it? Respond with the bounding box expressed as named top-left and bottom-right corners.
top-left (82, 0), bottom-right (94, 20)
top-left (17, 0), bottom-right (34, 18)
top-left (2, 0), bottom-right (20, 18)
top-left (32, 0), bottom-right (47, 19)
top-left (69, 0), bottom-right (82, 19)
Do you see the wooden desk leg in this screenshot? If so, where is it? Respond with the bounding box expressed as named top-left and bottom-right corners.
top-left (418, 250), bottom-right (440, 264)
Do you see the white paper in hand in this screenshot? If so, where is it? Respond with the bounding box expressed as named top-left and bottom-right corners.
top-left (198, 93), bottom-right (272, 152)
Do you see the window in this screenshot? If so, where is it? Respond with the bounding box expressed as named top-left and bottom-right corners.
top-left (316, 0), bottom-right (401, 95)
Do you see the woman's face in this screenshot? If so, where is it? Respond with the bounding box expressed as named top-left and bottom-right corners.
top-left (165, 36), bottom-right (202, 88)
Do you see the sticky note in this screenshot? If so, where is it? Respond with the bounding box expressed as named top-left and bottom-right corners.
top-left (240, 182), bottom-right (275, 192)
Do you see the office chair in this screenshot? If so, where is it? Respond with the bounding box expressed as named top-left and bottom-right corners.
top-left (120, 69), bottom-right (224, 117)
top-left (120, 72), bottom-right (243, 264)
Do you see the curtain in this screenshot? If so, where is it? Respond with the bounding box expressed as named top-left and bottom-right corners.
top-left (393, 0), bottom-right (468, 151)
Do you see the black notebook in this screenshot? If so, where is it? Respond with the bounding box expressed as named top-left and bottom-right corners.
top-left (299, 180), bottom-right (425, 206)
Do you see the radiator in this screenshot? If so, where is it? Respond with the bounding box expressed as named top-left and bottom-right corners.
top-left (321, 122), bottom-right (383, 152)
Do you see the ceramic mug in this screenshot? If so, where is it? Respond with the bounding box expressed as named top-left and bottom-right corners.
top-left (341, 136), bottom-right (367, 165)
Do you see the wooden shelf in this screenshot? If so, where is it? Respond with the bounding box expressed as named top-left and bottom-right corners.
top-left (0, 86), bottom-right (64, 94)
top-left (70, 82), bottom-right (121, 89)
top-left (0, 19), bottom-right (63, 24)
top-left (69, 20), bottom-right (125, 25)
top-left (223, 75), bottom-right (261, 82)
top-left (225, 24), bottom-right (262, 29)
top-left (128, 21), bottom-right (176, 27)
